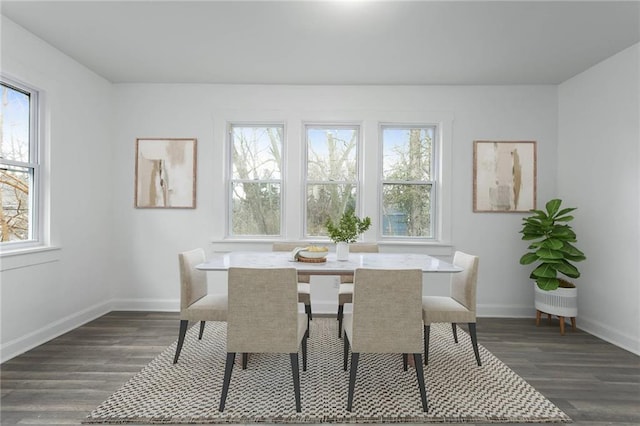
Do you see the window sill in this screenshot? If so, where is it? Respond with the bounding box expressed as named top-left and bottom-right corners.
top-left (210, 239), bottom-right (454, 256)
top-left (0, 245), bottom-right (61, 272)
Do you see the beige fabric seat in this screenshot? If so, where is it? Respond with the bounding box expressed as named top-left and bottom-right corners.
top-left (173, 248), bottom-right (227, 364)
top-left (219, 267), bottom-right (308, 413)
top-left (337, 243), bottom-right (379, 338)
top-left (342, 268), bottom-right (428, 412)
top-left (272, 243), bottom-right (317, 336)
top-left (422, 251), bottom-right (481, 366)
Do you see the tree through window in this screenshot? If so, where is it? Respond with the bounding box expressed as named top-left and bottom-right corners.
top-left (1, 79), bottom-right (39, 244)
top-left (381, 125), bottom-right (435, 238)
top-left (228, 124), bottom-right (283, 236)
top-left (305, 125), bottom-right (359, 237)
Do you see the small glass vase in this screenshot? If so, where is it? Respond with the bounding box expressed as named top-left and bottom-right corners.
top-left (336, 242), bottom-right (349, 261)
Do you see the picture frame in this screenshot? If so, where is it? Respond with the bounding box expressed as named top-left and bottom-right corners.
top-left (473, 140), bottom-right (536, 213)
top-left (134, 138), bottom-right (197, 208)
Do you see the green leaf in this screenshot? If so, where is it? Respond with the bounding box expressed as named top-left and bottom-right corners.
top-left (535, 248), bottom-right (564, 260)
top-left (536, 277), bottom-right (560, 291)
top-left (545, 199), bottom-right (562, 217)
top-left (532, 263), bottom-right (557, 278)
top-left (519, 252), bottom-right (539, 265)
top-left (541, 238), bottom-right (563, 250)
top-left (555, 215), bottom-right (574, 222)
top-left (561, 242), bottom-right (586, 258)
top-left (555, 260), bottom-right (580, 278)
top-left (555, 207), bottom-right (576, 217)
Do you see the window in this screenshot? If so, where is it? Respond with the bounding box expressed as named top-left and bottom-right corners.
top-left (0, 78), bottom-right (40, 246)
top-left (305, 125), bottom-right (359, 237)
top-left (380, 125), bottom-right (435, 239)
top-left (228, 124), bottom-right (283, 237)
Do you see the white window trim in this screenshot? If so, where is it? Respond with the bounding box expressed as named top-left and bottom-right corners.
top-left (302, 122), bottom-right (362, 240)
top-left (0, 75), bottom-right (47, 253)
top-left (225, 121), bottom-right (286, 239)
top-left (378, 123), bottom-right (438, 241)
top-left (211, 109), bottom-right (453, 254)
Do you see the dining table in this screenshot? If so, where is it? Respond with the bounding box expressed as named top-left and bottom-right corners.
top-left (196, 251), bottom-right (462, 275)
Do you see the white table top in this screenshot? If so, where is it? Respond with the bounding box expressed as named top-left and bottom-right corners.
top-left (196, 251), bottom-right (462, 274)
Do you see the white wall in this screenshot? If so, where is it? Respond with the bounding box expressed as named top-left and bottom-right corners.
top-left (19, 13), bottom-right (640, 361)
top-left (110, 84), bottom-right (559, 318)
top-left (558, 43), bottom-right (640, 354)
top-left (0, 17), bottom-right (114, 362)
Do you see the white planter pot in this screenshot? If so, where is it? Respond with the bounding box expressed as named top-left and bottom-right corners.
top-left (336, 242), bottom-right (349, 261)
top-left (534, 284), bottom-right (578, 317)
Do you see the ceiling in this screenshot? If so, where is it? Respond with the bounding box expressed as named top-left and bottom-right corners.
top-left (2, 1), bottom-right (639, 85)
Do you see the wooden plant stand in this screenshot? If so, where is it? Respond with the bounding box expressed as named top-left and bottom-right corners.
top-left (536, 310), bottom-right (576, 335)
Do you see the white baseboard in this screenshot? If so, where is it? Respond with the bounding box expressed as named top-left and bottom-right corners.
top-left (476, 303), bottom-right (535, 318)
top-left (0, 300), bottom-right (112, 363)
top-left (3, 298), bottom-right (636, 365)
top-left (575, 316), bottom-right (640, 356)
top-left (110, 298), bottom-right (179, 312)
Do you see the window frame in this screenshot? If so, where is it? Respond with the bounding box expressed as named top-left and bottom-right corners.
top-left (0, 76), bottom-right (42, 249)
top-left (303, 123), bottom-right (362, 239)
top-left (226, 122), bottom-right (285, 239)
top-left (378, 123), bottom-right (438, 241)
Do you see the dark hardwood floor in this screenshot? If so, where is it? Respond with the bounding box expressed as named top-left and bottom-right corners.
top-left (1, 311), bottom-right (638, 425)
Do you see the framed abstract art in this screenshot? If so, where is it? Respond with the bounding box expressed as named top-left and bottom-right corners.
top-left (473, 141), bottom-right (536, 212)
top-left (134, 138), bottom-right (197, 208)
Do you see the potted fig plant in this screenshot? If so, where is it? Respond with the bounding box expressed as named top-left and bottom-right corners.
top-left (325, 207), bottom-right (371, 261)
top-left (519, 198), bottom-right (586, 332)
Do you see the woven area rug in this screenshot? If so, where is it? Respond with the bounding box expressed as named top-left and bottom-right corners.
top-left (85, 318), bottom-right (570, 424)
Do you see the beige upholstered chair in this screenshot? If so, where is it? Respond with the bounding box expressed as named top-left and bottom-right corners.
top-left (342, 268), bottom-right (427, 412)
top-left (173, 248), bottom-right (228, 364)
top-left (219, 267), bottom-right (308, 413)
top-left (272, 242), bottom-right (316, 335)
top-left (422, 251), bottom-right (481, 366)
top-left (337, 243), bottom-right (379, 338)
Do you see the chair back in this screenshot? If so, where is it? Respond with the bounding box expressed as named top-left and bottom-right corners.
top-left (340, 243), bottom-right (379, 283)
top-left (178, 248), bottom-right (208, 311)
top-left (272, 243), bottom-right (314, 283)
top-left (450, 251), bottom-right (479, 313)
top-left (350, 268), bottom-right (423, 353)
top-left (227, 267), bottom-right (300, 353)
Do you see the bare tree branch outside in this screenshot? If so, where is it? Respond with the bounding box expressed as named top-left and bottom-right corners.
top-left (1, 82), bottom-right (32, 242)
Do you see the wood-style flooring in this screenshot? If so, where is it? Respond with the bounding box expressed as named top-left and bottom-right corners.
top-left (1, 312), bottom-right (639, 425)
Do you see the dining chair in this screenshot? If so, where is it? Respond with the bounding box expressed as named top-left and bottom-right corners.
top-left (342, 268), bottom-right (428, 412)
top-left (219, 267), bottom-right (308, 413)
top-left (337, 243), bottom-right (379, 338)
top-left (422, 251), bottom-right (481, 366)
top-left (272, 242), bottom-right (316, 336)
top-left (173, 248), bottom-right (228, 364)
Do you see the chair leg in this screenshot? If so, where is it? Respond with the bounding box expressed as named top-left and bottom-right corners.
top-left (413, 353), bottom-right (428, 412)
top-left (302, 334), bottom-right (308, 372)
top-left (337, 304), bottom-right (344, 338)
top-left (452, 323), bottom-right (458, 343)
top-left (304, 305), bottom-right (311, 338)
top-left (346, 352), bottom-right (360, 412)
top-left (305, 303), bottom-right (313, 321)
top-left (343, 334), bottom-right (350, 371)
top-left (468, 322), bottom-right (481, 366)
top-left (219, 352), bottom-right (235, 412)
top-left (173, 320), bottom-right (188, 364)
top-left (289, 353), bottom-right (302, 413)
top-left (403, 353), bottom-right (408, 371)
top-left (423, 325), bottom-right (430, 365)
top-left (198, 321), bottom-right (205, 340)
top-left (241, 353), bottom-right (248, 369)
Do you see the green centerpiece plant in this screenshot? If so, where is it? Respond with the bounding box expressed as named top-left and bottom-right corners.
top-left (325, 207), bottom-right (371, 243)
top-left (519, 198), bottom-right (587, 291)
